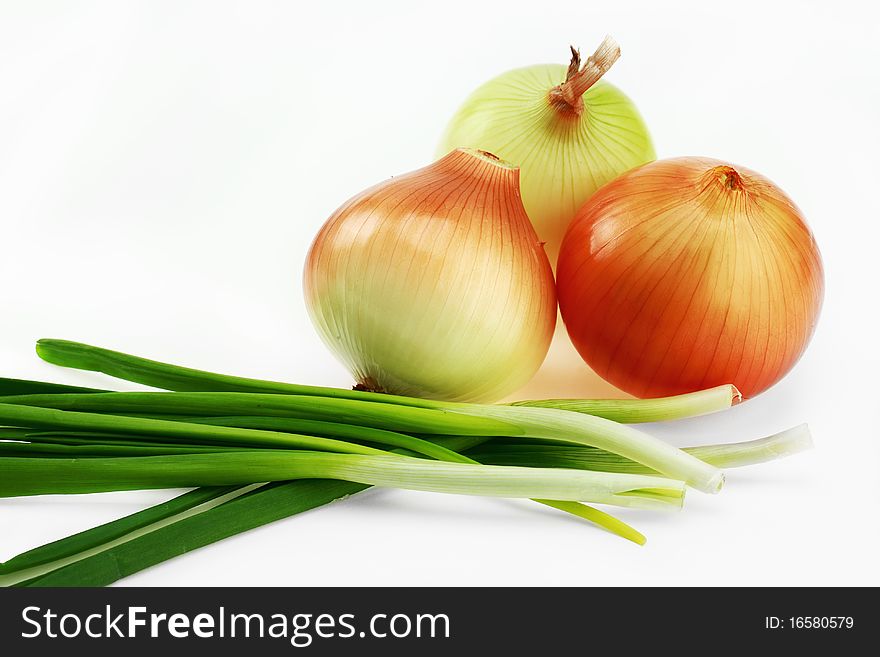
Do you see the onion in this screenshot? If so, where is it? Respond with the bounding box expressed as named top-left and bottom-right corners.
top-left (304, 148), bottom-right (556, 403)
top-left (438, 36), bottom-right (655, 261)
top-left (557, 157), bottom-right (824, 399)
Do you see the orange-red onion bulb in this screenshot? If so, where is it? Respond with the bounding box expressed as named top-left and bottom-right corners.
top-left (304, 149), bottom-right (556, 403)
top-left (557, 157), bottom-right (824, 399)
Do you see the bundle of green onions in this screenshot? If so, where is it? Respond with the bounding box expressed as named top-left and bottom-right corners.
top-left (0, 340), bottom-right (812, 586)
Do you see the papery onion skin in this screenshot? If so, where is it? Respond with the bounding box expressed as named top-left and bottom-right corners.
top-left (437, 38), bottom-right (655, 262)
top-left (557, 157), bottom-right (824, 399)
top-left (304, 149), bottom-right (556, 403)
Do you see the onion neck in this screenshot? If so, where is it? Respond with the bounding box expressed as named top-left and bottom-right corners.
top-left (716, 166), bottom-right (745, 191)
top-left (704, 165), bottom-right (747, 193)
top-left (435, 148), bottom-right (521, 194)
top-left (548, 36), bottom-right (621, 116)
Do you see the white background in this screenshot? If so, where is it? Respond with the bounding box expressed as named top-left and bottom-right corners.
top-left (1, 0), bottom-right (878, 586)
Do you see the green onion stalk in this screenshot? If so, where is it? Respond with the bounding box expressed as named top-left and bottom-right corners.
top-left (0, 425), bottom-right (812, 587)
top-left (33, 339), bottom-right (741, 422)
top-left (26, 341), bottom-right (743, 490)
top-left (0, 390), bottom-right (723, 493)
top-left (0, 451), bottom-right (686, 510)
top-left (0, 481), bottom-right (359, 587)
top-left (0, 382), bottom-right (658, 542)
top-left (0, 338), bottom-right (811, 587)
top-left (465, 425), bottom-right (814, 473)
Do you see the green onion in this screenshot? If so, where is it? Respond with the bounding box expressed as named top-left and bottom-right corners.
top-left (511, 384), bottom-right (741, 423)
top-left (0, 411), bottom-right (809, 586)
top-left (462, 404), bottom-right (724, 493)
top-left (0, 394), bottom-right (519, 435)
top-left (0, 340), bottom-right (811, 589)
top-left (680, 425), bottom-right (813, 469)
top-left (4, 430), bottom-right (651, 540)
top-left (0, 439), bottom-right (267, 457)
top-left (27, 340), bottom-right (728, 491)
top-left (2, 423), bottom-right (810, 586)
top-left (0, 402), bottom-right (404, 457)
top-left (468, 425), bottom-right (813, 472)
top-left (1, 392), bottom-right (723, 492)
top-left (0, 376), bottom-right (104, 396)
top-left (4, 424), bottom-right (810, 472)
top-left (34, 339), bottom-right (445, 407)
top-left (4, 479), bottom-right (651, 587)
top-left (0, 486), bottom-right (238, 579)
top-left (0, 434), bottom-right (648, 586)
top-left (9, 432), bottom-right (236, 450)
top-left (5, 480), bottom-right (368, 587)
top-left (0, 427), bottom-right (32, 440)
top-left (2, 408), bottom-right (646, 540)
top-left (1, 340), bottom-right (804, 581)
top-left (147, 415), bottom-right (472, 462)
top-left (0, 451), bottom-right (686, 510)
top-left (174, 418), bottom-right (646, 539)
top-left (35, 339), bottom-right (738, 422)
top-left (529, 500), bottom-right (645, 543)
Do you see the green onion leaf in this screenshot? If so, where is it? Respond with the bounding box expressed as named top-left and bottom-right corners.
top-left (35, 339), bottom-right (739, 422)
top-left (0, 451), bottom-right (686, 510)
top-left (0, 377), bottom-right (105, 396)
top-left (7, 480), bottom-right (367, 587)
top-left (0, 392), bottom-right (723, 492)
top-left (0, 486), bottom-right (237, 578)
top-left (0, 402), bottom-right (392, 456)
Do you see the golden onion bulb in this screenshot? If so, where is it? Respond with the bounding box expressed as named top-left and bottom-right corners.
top-left (304, 149), bottom-right (556, 402)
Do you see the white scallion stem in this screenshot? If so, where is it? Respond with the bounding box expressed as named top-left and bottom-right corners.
top-left (511, 384), bottom-right (741, 423)
top-left (687, 424), bottom-right (813, 469)
top-left (455, 404), bottom-right (725, 494)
